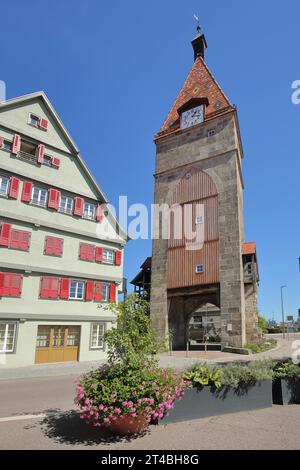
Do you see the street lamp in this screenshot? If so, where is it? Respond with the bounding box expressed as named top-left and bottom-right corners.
top-left (280, 285), bottom-right (287, 339)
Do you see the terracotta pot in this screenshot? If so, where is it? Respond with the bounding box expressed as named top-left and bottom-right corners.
top-left (109, 414), bottom-right (148, 436)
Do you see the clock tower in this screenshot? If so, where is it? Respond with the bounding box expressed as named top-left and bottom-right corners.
top-left (150, 30), bottom-right (260, 349)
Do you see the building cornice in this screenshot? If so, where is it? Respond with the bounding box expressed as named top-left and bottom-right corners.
top-left (0, 313), bottom-right (116, 322)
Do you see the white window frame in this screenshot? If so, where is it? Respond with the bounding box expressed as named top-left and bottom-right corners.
top-left (2, 140), bottom-right (12, 153)
top-left (90, 323), bottom-right (105, 350)
top-left (83, 202), bottom-right (96, 220)
top-left (102, 249), bottom-right (115, 264)
top-left (59, 195), bottom-right (74, 215)
top-left (0, 175), bottom-right (10, 197)
top-left (28, 113), bottom-right (40, 128)
top-left (0, 322), bottom-right (17, 353)
top-left (31, 186), bottom-right (48, 207)
top-left (43, 154), bottom-right (52, 167)
top-left (69, 280), bottom-right (85, 300)
top-left (196, 264), bottom-right (204, 274)
top-left (102, 283), bottom-right (110, 302)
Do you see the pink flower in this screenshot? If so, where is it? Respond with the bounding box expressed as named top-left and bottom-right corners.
top-left (114, 408), bottom-right (121, 414)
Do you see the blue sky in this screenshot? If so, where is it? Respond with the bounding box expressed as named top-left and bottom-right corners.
top-left (1, 0), bottom-right (299, 321)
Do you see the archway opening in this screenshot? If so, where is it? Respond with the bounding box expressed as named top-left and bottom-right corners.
top-left (187, 303), bottom-right (221, 350)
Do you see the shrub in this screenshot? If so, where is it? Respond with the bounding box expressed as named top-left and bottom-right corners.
top-left (220, 360), bottom-right (273, 388)
top-left (273, 361), bottom-right (300, 379)
top-left (104, 294), bottom-right (163, 367)
top-left (75, 294), bottom-right (188, 427)
top-left (245, 339), bottom-right (277, 354)
top-left (182, 364), bottom-right (223, 389)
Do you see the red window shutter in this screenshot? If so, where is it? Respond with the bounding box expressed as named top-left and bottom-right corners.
top-left (21, 181), bottom-right (33, 203)
top-left (51, 156), bottom-right (60, 168)
top-left (0, 223), bottom-right (12, 246)
top-left (40, 277), bottom-right (60, 299)
top-left (115, 250), bottom-right (122, 266)
top-left (45, 237), bottom-right (63, 256)
top-left (36, 144), bottom-right (45, 164)
top-left (40, 277), bottom-right (50, 298)
top-left (45, 237), bottom-right (54, 255)
top-left (109, 283), bottom-right (117, 302)
top-left (94, 282), bottom-right (103, 302)
top-left (9, 229), bottom-right (30, 251)
top-left (48, 188), bottom-right (60, 210)
top-left (56, 238), bottom-right (64, 256)
top-left (74, 197), bottom-right (84, 216)
top-left (12, 134), bottom-right (21, 154)
top-left (85, 281), bottom-right (94, 301)
top-left (11, 274), bottom-right (22, 297)
top-left (80, 243), bottom-right (95, 261)
top-left (96, 205), bottom-right (104, 222)
top-left (95, 247), bottom-right (103, 263)
top-left (9, 177), bottom-right (20, 199)
top-left (60, 278), bottom-right (70, 299)
top-left (20, 231), bottom-right (31, 251)
top-left (0, 273), bottom-right (4, 296)
top-left (39, 118), bottom-right (49, 130)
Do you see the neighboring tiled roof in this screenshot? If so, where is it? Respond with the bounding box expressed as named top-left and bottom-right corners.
top-left (156, 56), bottom-right (233, 139)
top-left (243, 242), bottom-right (256, 255)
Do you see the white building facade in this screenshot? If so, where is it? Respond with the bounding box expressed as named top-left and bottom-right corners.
top-left (0, 92), bottom-right (126, 368)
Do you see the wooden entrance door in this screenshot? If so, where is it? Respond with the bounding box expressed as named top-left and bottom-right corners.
top-left (35, 326), bottom-right (80, 364)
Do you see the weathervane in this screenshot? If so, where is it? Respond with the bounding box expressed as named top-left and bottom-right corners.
top-left (193, 14), bottom-right (202, 34)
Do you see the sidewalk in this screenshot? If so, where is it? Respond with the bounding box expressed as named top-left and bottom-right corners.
top-left (0, 334), bottom-right (297, 380)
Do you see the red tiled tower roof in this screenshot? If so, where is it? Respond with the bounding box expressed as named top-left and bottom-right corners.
top-left (156, 55), bottom-right (234, 140)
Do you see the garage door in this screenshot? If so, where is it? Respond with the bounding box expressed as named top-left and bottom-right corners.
top-left (35, 326), bottom-right (80, 364)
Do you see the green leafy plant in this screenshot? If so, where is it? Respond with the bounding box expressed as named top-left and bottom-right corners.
top-left (104, 294), bottom-right (163, 367)
top-left (258, 315), bottom-right (268, 333)
top-left (75, 294), bottom-right (188, 427)
top-left (273, 362), bottom-right (300, 379)
top-left (245, 339), bottom-right (277, 354)
top-left (220, 360), bottom-right (273, 388)
top-left (183, 364), bottom-right (223, 389)
top-left (75, 361), bottom-right (187, 427)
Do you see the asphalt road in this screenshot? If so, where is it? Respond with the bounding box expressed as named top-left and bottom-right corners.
top-left (0, 375), bottom-right (78, 418)
top-left (0, 374), bottom-right (300, 450)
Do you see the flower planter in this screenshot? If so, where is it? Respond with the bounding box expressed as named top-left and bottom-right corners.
top-left (272, 378), bottom-right (300, 405)
top-left (108, 414), bottom-right (148, 436)
top-left (159, 380), bottom-right (273, 424)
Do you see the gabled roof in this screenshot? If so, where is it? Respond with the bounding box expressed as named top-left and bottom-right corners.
top-left (156, 56), bottom-right (234, 139)
top-left (0, 91), bottom-right (128, 242)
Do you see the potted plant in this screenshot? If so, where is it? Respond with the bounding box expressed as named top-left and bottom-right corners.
top-left (160, 360), bottom-right (273, 424)
top-left (273, 361), bottom-right (300, 405)
top-left (75, 294), bottom-right (188, 435)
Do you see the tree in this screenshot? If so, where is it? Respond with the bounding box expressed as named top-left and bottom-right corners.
top-left (258, 315), bottom-right (268, 334)
top-left (104, 293), bottom-right (163, 367)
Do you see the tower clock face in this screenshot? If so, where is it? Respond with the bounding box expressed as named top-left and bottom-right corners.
top-left (181, 105), bottom-right (204, 129)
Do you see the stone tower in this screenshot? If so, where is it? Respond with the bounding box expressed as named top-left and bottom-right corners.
top-left (150, 32), bottom-right (260, 349)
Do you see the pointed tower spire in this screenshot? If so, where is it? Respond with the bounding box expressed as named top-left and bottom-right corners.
top-left (192, 15), bottom-right (207, 61)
